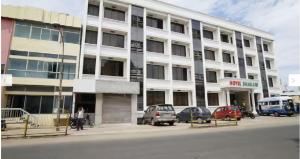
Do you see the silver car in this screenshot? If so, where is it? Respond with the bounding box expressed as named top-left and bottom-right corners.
top-left (142, 104), bottom-right (176, 126)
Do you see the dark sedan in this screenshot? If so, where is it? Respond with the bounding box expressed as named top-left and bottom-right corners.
top-left (176, 107), bottom-right (211, 123)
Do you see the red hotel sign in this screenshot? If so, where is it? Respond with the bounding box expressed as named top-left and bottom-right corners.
top-left (229, 80), bottom-right (258, 87)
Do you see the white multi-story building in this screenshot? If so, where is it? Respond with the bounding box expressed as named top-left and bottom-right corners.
top-left (74, 0), bottom-right (281, 125)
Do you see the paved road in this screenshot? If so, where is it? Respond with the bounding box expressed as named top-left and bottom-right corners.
top-left (2, 124), bottom-right (299, 159)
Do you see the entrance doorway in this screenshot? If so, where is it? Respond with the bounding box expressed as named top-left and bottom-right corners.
top-left (230, 91), bottom-right (251, 111)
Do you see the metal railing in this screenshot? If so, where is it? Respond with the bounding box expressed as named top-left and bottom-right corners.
top-left (1, 108), bottom-right (39, 128)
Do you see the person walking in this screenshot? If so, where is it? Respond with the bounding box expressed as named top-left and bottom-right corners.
top-left (77, 107), bottom-right (84, 131)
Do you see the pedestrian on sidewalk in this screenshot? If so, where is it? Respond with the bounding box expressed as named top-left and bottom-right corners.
top-left (77, 107), bottom-right (84, 131)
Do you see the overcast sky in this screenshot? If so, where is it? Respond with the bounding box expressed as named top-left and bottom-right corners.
top-left (2, 0), bottom-right (300, 90)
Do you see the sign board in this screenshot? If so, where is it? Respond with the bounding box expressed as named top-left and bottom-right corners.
top-left (289, 74), bottom-right (300, 86)
top-left (220, 78), bottom-right (259, 89)
top-left (1, 74), bottom-right (12, 86)
top-left (229, 80), bottom-right (258, 88)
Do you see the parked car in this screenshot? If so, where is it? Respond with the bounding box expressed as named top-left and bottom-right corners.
top-left (142, 104), bottom-right (176, 126)
top-left (212, 106), bottom-right (242, 120)
top-left (176, 107), bottom-right (211, 123)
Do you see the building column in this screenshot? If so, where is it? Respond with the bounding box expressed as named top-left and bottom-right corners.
top-left (95, 93), bottom-right (103, 126)
top-left (226, 89), bottom-right (231, 105)
top-left (251, 90), bottom-right (258, 114)
top-left (131, 94), bottom-right (137, 124)
top-left (71, 93), bottom-right (76, 117)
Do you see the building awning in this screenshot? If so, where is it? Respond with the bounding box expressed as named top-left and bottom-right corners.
top-left (219, 78), bottom-right (260, 90)
top-left (73, 79), bottom-right (140, 94)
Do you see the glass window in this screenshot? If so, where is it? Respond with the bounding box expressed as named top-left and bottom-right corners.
top-left (266, 60), bottom-right (271, 69)
top-left (208, 93), bottom-right (219, 106)
top-left (102, 32), bottom-right (125, 48)
top-left (204, 49), bottom-right (215, 60)
top-left (203, 30), bottom-right (213, 40)
top-left (27, 60), bottom-right (38, 71)
top-left (269, 100), bottom-right (280, 105)
top-left (147, 64), bottom-right (165, 79)
top-left (206, 71), bottom-right (217, 83)
top-left (263, 44), bottom-right (269, 52)
top-left (104, 7), bottom-right (125, 21)
top-left (101, 59), bottom-right (124, 76)
top-left (30, 27), bottom-right (42, 39)
top-left (147, 91), bottom-right (165, 106)
top-left (8, 58), bottom-right (27, 70)
top-left (173, 67), bottom-right (187, 81)
top-left (192, 29), bottom-right (201, 39)
top-left (172, 44), bottom-right (186, 57)
top-left (248, 75), bottom-right (255, 79)
top-left (83, 57), bottom-right (96, 74)
top-left (40, 96), bottom-right (54, 114)
top-left (246, 57), bottom-right (253, 66)
top-left (221, 34), bottom-right (229, 43)
top-left (14, 24), bottom-right (31, 38)
top-left (224, 72), bottom-right (233, 78)
top-left (63, 96), bottom-right (73, 113)
top-left (268, 77), bottom-right (273, 87)
top-left (171, 22), bottom-right (184, 34)
top-left (244, 39), bottom-right (251, 47)
top-left (10, 50), bottom-right (28, 56)
top-left (147, 40), bottom-right (164, 53)
top-left (64, 32), bottom-right (80, 44)
top-left (85, 30), bottom-right (98, 44)
top-left (173, 92), bottom-right (188, 106)
top-left (41, 29), bottom-right (50, 40)
top-left (223, 52), bottom-right (231, 63)
top-left (25, 96), bottom-right (41, 114)
top-left (157, 105), bottom-right (174, 111)
top-left (88, 4), bottom-right (99, 16)
top-left (132, 15), bottom-right (143, 28)
top-left (50, 30), bottom-right (59, 41)
top-left (147, 17), bottom-right (163, 29)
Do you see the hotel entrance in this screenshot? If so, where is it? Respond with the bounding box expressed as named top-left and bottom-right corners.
top-left (230, 91), bottom-right (251, 111)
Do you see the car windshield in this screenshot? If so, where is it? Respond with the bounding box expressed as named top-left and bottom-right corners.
top-left (157, 105), bottom-right (174, 111)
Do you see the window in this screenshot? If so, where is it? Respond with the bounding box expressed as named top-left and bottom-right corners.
top-left (25, 96), bottom-right (41, 114)
top-left (85, 30), bottom-right (98, 44)
top-left (224, 72), bottom-right (233, 78)
top-left (269, 100), bottom-right (279, 105)
top-left (83, 57), bottom-right (96, 74)
top-left (8, 58), bottom-right (27, 70)
top-left (50, 30), bottom-right (59, 41)
top-left (203, 29), bottom-right (213, 40)
top-left (104, 7), bottom-right (125, 21)
top-left (171, 22), bottom-right (184, 34)
top-left (208, 93), bottom-right (219, 106)
top-left (102, 32), bottom-right (125, 48)
top-left (223, 53), bottom-right (231, 63)
top-left (192, 29), bottom-right (201, 39)
top-left (248, 75), bottom-right (255, 79)
top-left (14, 23), bottom-right (31, 38)
top-left (244, 39), bottom-right (250, 47)
top-left (40, 96), bottom-right (54, 114)
top-left (41, 28), bottom-right (50, 40)
top-left (131, 41), bottom-right (143, 53)
top-left (30, 27), bottom-right (42, 39)
top-left (64, 32), bottom-right (80, 44)
top-left (204, 49), bottom-right (215, 60)
top-left (221, 34), bottom-right (229, 43)
top-left (88, 4), bottom-right (99, 16)
top-left (101, 59), bottom-right (124, 76)
top-left (173, 92), bottom-right (188, 106)
top-left (268, 77), bottom-right (273, 87)
top-left (132, 15), bottom-right (143, 28)
top-left (246, 57), bottom-right (253, 66)
top-left (10, 50), bottom-right (28, 56)
top-left (172, 44), bottom-right (186, 57)
top-left (206, 71), bottom-right (217, 83)
top-left (263, 44), bottom-right (269, 52)
top-left (147, 91), bottom-right (165, 105)
top-left (147, 17), bottom-right (163, 29)
top-left (63, 63), bottom-right (76, 79)
top-left (173, 67), bottom-right (187, 81)
top-left (266, 60), bottom-right (271, 69)
top-left (147, 64), bottom-right (164, 79)
top-left (147, 40), bottom-right (164, 53)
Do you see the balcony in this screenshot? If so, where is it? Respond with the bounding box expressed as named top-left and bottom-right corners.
top-left (102, 18), bottom-right (129, 33)
top-left (205, 60), bottom-right (222, 69)
top-left (206, 82), bottom-right (221, 92)
top-left (84, 43), bottom-right (98, 55)
top-left (223, 62), bottom-right (237, 71)
top-left (221, 42), bottom-right (235, 51)
top-left (100, 45), bottom-right (128, 59)
top-left (172, 80), bottom-right (194, 90)
top-left (269, 86), bottom-right (282, 94)
top-left (146, 51), bottom-right (169, 63)
top-left (146, 79), bottom-right (170, 89)
top-left (244, 47), bottom-right (257, 56)
top-left (267, 69), bottom-right (278, 76)
top-left (86, 15), bottom-right (100, 27)
top-left (246, 65), bottom-right (259, 74)
top-left (264, 52), bottom-right (275, 59)
top-left (146, 27), bottom-right (169, 39)
top-left (170, 32), bottom-right (190, 43)
top-left (203, 38), bottom-right (219, 48)
top-left (171, 55), bottom-right (192, 66)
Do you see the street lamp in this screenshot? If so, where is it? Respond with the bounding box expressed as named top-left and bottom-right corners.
top-left (53, 23), bottom-right (65, 131)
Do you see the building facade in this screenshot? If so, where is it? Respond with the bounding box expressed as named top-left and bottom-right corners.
top-left (1, 5), bottom-right (81, 118)
top-left (74, 0), bottom-right (281, 125)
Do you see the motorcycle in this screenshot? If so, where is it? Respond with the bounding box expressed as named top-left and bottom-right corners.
top-left (241, 110), bottom-right (255, 119)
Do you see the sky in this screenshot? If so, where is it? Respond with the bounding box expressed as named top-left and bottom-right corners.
top-left (2, 0), bottom-right (300, 90)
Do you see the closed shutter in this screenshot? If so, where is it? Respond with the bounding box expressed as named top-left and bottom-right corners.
top-left (102, 94), bottom-right (131, 123)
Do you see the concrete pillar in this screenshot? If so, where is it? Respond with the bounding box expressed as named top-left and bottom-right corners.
top-left (131, 94), bottom-right (137, 125)
top-left (71, 93), bottom-right (76, 117)
top-left (226, 89), bottom-right (231, 105)
top-left (95, 93), bottom-right (103, 126)
top-left (251, 91), bottom-right (258, 114)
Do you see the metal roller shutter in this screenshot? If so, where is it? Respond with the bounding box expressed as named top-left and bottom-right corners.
top-left (102, 94), bottom-right (131, 123)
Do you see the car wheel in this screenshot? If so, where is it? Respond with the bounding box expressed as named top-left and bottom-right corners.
top-left (274, 112), bottom-right (280, 117)
top-left (169, 122), bottom-right (174, 126)
top-left (151, 119), bottom-right (156, 126)
top-left (206, 120), bottom-right (211, 123)
top-left (225, 116), bottom-right (231, 121)
top-left (176, 117), bottom-right (180, 123)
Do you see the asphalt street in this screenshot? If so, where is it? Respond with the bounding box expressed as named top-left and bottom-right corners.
top-left (2, 124), bottom-right (299, 159)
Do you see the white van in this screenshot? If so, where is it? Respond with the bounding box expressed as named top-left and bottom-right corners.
top-left (258, 96), bottom-right (294, 117)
